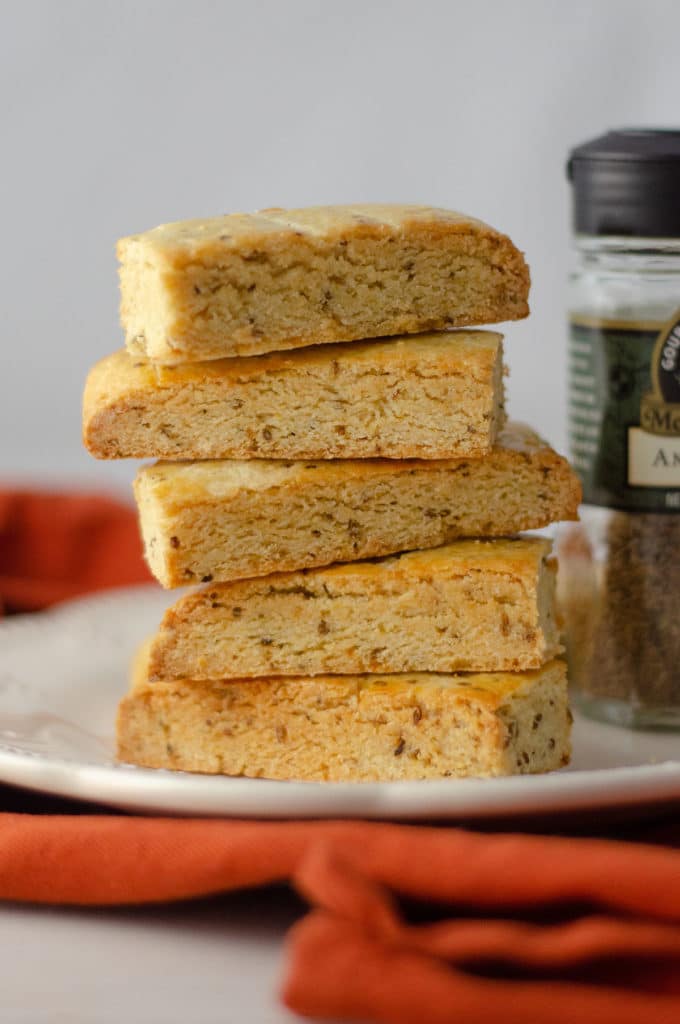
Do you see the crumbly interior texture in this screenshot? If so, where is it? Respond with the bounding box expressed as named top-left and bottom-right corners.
top-left (118, 205), bottom-right (530, 363)
top-left (83, 331), bottom-right (505, 461)
top-left (134, 423), bottom-right (580, 588)
top-left (148, 538), bottom-right (562, 680)
top-left (117, 651), bottom-right (571, 780)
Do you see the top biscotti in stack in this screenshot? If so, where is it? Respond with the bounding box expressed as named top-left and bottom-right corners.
top-left (84, 203), bottom-right (578, 782)
top-left (118, 204), bottom-right (530, 364)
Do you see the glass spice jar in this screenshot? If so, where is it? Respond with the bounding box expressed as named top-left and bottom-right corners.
top-left (557, 129), bottom-right (680, 729)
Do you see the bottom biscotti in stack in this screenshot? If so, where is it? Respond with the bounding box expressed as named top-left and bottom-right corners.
top-left (116, 537), bottom-right (573, 778)
top-left (118, 650), bottom-right (570, 781)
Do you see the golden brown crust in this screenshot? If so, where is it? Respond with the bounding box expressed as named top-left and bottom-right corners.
top-left (118, 205), bottom-right (530, 363)
top-left (147, 538), bottom-right (562, 680)
top-left (117, 649), bottom-right (571, 780)
top-left (133, 423), bottom-right (581, 587)
top-left (83, 331), bottom-right (506, 461)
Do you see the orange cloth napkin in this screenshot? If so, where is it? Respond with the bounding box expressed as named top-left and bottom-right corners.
top-left (0, 489), bottom-right (150, 613)
top-left (0, 816), bottom-right (679, 1023)
top-left (0, 489), bottom-right (679, 1023)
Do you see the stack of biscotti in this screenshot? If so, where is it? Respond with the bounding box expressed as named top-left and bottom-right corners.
top-left (83, 204), bottom-right (580, 782)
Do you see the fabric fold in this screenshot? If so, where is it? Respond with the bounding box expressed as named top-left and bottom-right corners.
top-left (283, 912), bottom-right (680, 1024)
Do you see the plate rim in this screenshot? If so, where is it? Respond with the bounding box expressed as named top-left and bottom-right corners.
top-left (1, 586), bottom-right (679, 819)
top-left (0, 742), bottom-right (678, 819)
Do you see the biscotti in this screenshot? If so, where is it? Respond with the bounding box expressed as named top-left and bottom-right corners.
top-left (148, 538), bottom-right (562, 680)
top-left (83, 331), bottom-right (505, 461)
top-left (135, 424), bottom-right (581, 588)
top-left (118, 205), bottom-right (530, 363)
top-left (117, 647), bottom-right (571, 780)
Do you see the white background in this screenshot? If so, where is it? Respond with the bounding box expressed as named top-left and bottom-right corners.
top-left (2, 0), bottom-right (680, 494)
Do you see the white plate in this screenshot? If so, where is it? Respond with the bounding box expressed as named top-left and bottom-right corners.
top-left (0, 585), bottom-right (678, 819)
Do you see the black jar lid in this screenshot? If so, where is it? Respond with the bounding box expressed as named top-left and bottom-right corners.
top-left (567, 129), bottom-right (680, 238)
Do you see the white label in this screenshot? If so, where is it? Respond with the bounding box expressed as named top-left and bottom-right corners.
top-left (628, 427), bottom-right (680, 487)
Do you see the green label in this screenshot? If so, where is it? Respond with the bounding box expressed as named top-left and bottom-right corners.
top-left (569, 313), bottom-right (680, 512)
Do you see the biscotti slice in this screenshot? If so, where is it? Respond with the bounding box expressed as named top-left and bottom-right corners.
top-left (148, 538), bottom-right (562, 681)
top-left (117, 648), bottom-right (571, 780)
top-left (118, 204), bottom-right (530, 363)
top-left (135, 424), bottom-right (580, 588)
top-left (83, 331), bottom-right (505, 461)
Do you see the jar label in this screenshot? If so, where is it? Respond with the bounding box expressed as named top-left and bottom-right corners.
top-left (569, 310), bottom-right (680, 511)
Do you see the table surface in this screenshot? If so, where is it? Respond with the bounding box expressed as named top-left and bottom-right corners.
top-left (1, 888), bottom-right (306, 1024)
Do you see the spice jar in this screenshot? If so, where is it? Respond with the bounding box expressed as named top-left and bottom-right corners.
top-left (558, 129), bottom-right (680, 729)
